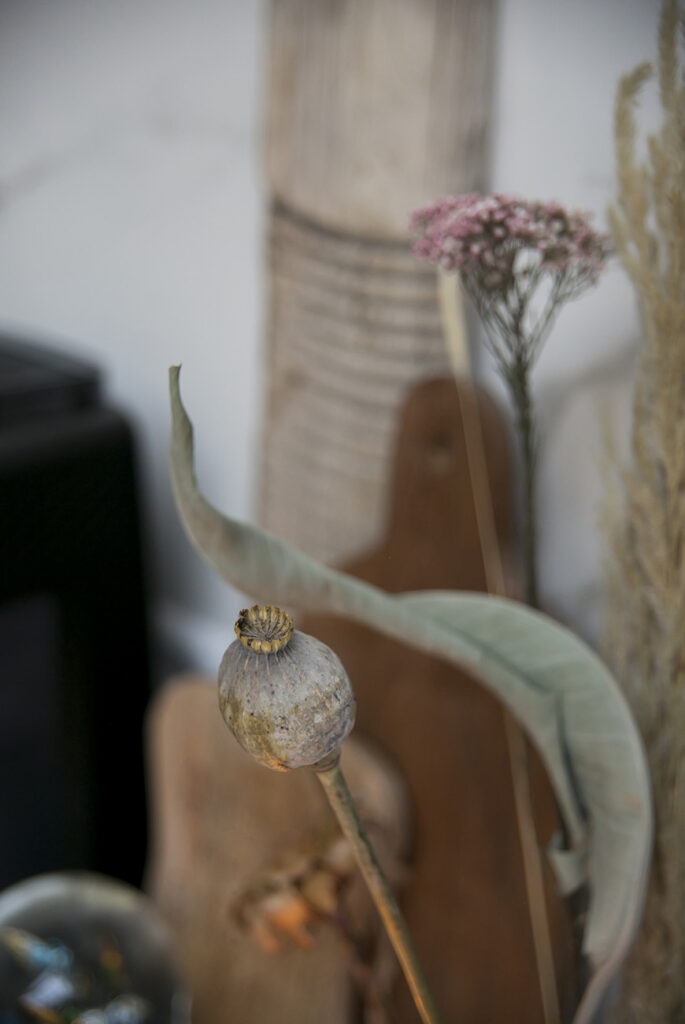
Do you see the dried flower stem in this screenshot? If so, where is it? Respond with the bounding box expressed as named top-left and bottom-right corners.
top-left (437, 280), bottom-right (559, 1023)
top-left (316, 760), bottom-right (443, 1024)
top-left (603, 2), bottom-right (685, 1020)
top-left (507, 350), bottom-right (539, 608)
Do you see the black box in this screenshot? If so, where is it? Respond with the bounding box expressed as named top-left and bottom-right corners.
top-left (0, 335), bottom-right (151, 888)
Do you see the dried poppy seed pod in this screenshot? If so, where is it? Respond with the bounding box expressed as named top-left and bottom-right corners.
top-left (218, 605), bottom-right (356, 772)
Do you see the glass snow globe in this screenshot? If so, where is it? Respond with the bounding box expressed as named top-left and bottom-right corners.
top-left (0, 872), bottom-right (190, 1023)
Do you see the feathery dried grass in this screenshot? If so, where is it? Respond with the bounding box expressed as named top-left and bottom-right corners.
top-left (603, 2), bottom-right (685, 1020)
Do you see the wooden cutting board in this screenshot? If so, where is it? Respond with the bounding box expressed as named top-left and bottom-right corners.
top-left (146, 678), bottom-right (412, 1024)
top-left (301, 376), bottom-right (578, 1023)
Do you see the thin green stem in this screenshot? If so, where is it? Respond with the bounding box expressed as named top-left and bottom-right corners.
top-left (316, 760), bottom-right (443, 1024)
top-left (507, 354), bottom-right (540, 609)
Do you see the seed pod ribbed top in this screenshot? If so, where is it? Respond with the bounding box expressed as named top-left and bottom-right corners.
top-left (218, 605), bottom-right (356, 772)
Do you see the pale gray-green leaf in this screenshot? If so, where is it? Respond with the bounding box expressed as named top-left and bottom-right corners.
top-left (169, 365), bottom-right (652, 1024)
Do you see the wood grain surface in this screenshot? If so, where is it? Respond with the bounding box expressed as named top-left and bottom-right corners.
top-left (261, 204), bottom-right (451, 565)
top-left (260, 0), bottom-right (497, 567)
top-left (266, 0), bottom-right (496, 237)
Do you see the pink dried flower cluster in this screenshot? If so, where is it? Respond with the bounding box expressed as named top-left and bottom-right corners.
top-left (410, 192), bottom-right (612, 608)
top-left (410, 193), bottom-right (611, 295)
top-left (411, 192), bottom-right (612, 372)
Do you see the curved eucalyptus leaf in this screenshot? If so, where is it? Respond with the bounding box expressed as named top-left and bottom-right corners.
top-left (169, 366), bottom-right (651, 1024)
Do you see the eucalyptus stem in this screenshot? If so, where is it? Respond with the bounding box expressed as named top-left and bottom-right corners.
top-left (316, 760), bottom-right (443, 1024)
top-left (508, 353), bottom-right (540, 610)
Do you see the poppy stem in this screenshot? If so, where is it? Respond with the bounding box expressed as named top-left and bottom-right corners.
top-left (316, 759), bottom-right (443, 1024)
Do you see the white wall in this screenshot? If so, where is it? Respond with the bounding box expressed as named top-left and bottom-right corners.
top-left (0, 0), bottom-right (662, 674)
top-left (0, 0), bottom-right (266, 676)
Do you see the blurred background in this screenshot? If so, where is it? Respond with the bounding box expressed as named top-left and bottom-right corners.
top-left (0, 0), bottom-right (660, 937)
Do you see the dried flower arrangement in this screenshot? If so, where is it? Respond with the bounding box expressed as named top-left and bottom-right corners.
top-left (411, 194), bottom-right (612, 608)
top-left (602, 2), bottom-right (685, 1020)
